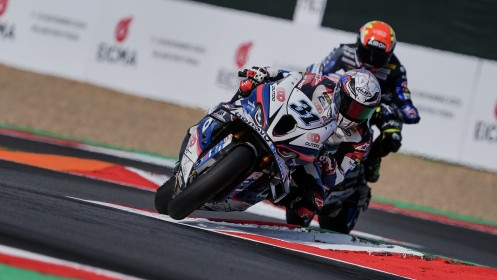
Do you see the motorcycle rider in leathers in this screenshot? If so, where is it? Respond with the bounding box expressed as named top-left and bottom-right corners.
top-left (308, 20), bottom-right (420, 185)
top-left (232, 67), bottom-right (381, 227)
top-left (284, 73), bottom-right (376, 231)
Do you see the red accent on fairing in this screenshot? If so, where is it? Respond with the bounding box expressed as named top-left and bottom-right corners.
top-left (0, 253), bottom-right (120, 280)
top-left (195, 130), bottom-right (202, 156)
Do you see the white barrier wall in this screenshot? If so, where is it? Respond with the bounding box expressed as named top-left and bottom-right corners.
top-left (0, 0), bottom-right (496, 171)
top-left (395, 45), bottom-right (479, 161)
top-left (460, 60), bottom-right (497, 171)
top-left (0, 0), bottom-right (101, 80)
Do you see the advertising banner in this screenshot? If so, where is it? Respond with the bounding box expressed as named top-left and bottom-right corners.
top-left (85, 0), bottom-right (351, 109)
top-left (85, 0), bottom-right (218, 108)
top-left (0, 0), bottom-right (101, 80)
top-left (459, 60), bottom-right (497, 171)
top-left (395, 45), bottom-right (479, 161)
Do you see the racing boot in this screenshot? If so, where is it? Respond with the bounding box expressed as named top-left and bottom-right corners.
top-left (285, 191), bottom-right (323, 227)
top-left (286, 206), bottom-right (314, 227)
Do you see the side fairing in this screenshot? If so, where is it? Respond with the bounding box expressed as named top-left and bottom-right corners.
top-left (180, 116), bottom-right (224, 185)
top-left (235, 72), bottom-right (338, 164)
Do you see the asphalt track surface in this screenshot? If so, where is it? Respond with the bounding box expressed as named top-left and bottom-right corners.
top-left (1, 134), bottom-right (497, 279)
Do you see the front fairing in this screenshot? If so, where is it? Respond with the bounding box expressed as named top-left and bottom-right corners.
top-left (232, 73), bottom-right (337, 166)
top-left (226, 72), bottom-right (338, 199)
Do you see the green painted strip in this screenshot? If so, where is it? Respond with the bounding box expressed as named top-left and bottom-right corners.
top-left (0, 123), bottom-right (177, 161)
top-left (372, 196), bottom-right (497, 228)
top-left (0, 264), bottom-right (70, 280)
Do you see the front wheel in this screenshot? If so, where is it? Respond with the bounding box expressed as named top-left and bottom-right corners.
top-left (167, 145), bottom-right (255, 220)
top-left (155, 176), bottom-right (176, 215)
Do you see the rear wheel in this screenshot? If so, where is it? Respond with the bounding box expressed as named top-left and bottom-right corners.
top-left (155, 176), bottom-right (176, 215)
top-left (167, 145), bottom-right (255, 220)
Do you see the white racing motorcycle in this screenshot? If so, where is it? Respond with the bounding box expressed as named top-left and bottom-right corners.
top-left (155, 71), bottom-right (338, 220)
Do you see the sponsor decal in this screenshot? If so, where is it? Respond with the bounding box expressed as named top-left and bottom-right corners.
top-left (474, 121), bottom-right (497, 143)
top-left (234, 41), bottom-right (253, 69)
top-left (304, 141), bottom-right (321, 149)
top-left (96, 16), bottom-right (137, 66)
top-left (0, 0), bottom-right (14, 40)
top-left (188, 134), bottom-right (197, 148)
top-left (115, 17), bottom-right (132, 43)
top-left (297, 75), bottom-right (308, 89)
top-left (474, 101), bottom-right (497, 143)
top-left (234, 111), bottom-right (287, 178)
top-left (150, 37), bottom-right (205, 66)
top-left (272, 87), bottom-right (286, 102)
top-left (313, 75), bottom-right (323, 85)
top-left (367, 39), bottom-right (386, 49)
top-left (307, 133), bottom-right (321, 143)
top-left (201, 118), bottom-right (213, 133)
top-left (314, 101), bottom-right (323, 114)
top-left (305, 132), bottom-right (322, 149)
top-left (355, 141), bottom-right (370, 152)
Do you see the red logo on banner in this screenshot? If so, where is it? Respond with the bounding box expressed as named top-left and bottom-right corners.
top-left (234, 42), bottom-right (253, 69)
top-left (115, 17), bottom-right (133, 43)
top-left (0, 0), bottom-right (8, 17)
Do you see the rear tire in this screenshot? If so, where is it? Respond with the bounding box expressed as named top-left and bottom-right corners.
top-left (167, 145), bottom-right (255, 220)
top-left (155, 177), bottom-right (176, 215)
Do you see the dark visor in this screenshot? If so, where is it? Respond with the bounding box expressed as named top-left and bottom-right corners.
top-left (337, 92), bottom-right (376, 122)
top-left (356, 43), bottom-right (391, 68)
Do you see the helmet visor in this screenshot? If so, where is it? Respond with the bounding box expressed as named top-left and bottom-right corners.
top-left (357, 43), bottom-right (392, 68)
top-left (336, 91), bottom-right (376, 123)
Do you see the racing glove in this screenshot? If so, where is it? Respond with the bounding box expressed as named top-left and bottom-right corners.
top-left (236, 66), bottom-right (269, 98)
top-left (400, 104), bottom-right (420, 124)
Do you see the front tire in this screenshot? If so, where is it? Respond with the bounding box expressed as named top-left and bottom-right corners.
top-left (167, 145), bottom-right (255, 220)
top-left (155, 176), bottom-right (176, 215)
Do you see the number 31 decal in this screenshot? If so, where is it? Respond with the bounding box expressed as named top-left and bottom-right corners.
top-left (289, 100), bottom-right (320, 125)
